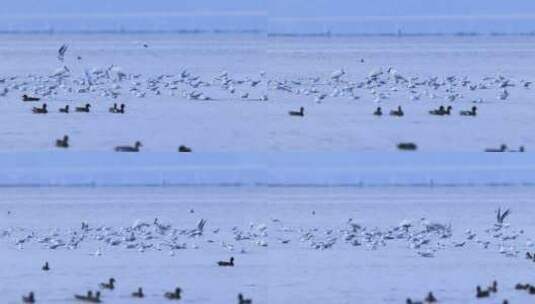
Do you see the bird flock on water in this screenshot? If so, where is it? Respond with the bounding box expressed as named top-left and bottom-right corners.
top-left (0, 44), bottom-right (528, 152)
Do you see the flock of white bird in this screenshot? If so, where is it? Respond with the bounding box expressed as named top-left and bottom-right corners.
top-left (0, 49), bottom-right (527, 108)
top-left (0, 43), bottom-right (530, 152)
top-left (269, 66), bottom-right (524, 104)
top-left (0, 65), bottom-right (270, 102)
top-left (1, 209), bottom-right (527, 260)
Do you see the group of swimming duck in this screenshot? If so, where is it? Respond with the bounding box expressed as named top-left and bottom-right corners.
top-left (29, 100), bottom-right (124, 116)
top-left (372, 105), bottom-right (477, 117)
top-left (288, 105), bottom-right (477, 118)
top-left (21, 260), bottom-right (533, 304)
top-left (405, 281), bottom-right (507, 304)
top-left (289, 105), bottom-right (505, 152)
top-left (22, 258), bottom-right (252, 303)
top-left (54, 137), bottom-right (192, 153)
top-left (407, 279), bottom-right (535, 304)
top-left (26, 95), bottom-right (522, 153)
top-left (397, 142), bottom-right (526, 153)
top-left (25, 93), bottom-right (129, 115)
top-left (22, 94), bottom-right (192, 152)
top-left (403, 280), bottom-right (515, 304)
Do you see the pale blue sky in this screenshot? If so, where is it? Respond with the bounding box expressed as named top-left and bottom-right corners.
top-left (1, 0), bottom-right (535, 34)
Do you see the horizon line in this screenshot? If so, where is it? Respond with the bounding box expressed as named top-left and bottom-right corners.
top-left (272, 14), bottom-right (535, 23)
top-left (0, 10), bottom-right (266, 20)
top-left (2, 29), bottom-right (535, 37)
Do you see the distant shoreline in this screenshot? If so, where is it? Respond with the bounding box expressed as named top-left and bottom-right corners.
top-left (2, 29), bottom-right (535, 37)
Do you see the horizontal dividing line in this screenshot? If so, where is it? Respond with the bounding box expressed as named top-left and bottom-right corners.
top-left (1, 30), bottom-right (535, 37)
top-left (0, 182), bottom-right (534, 189)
